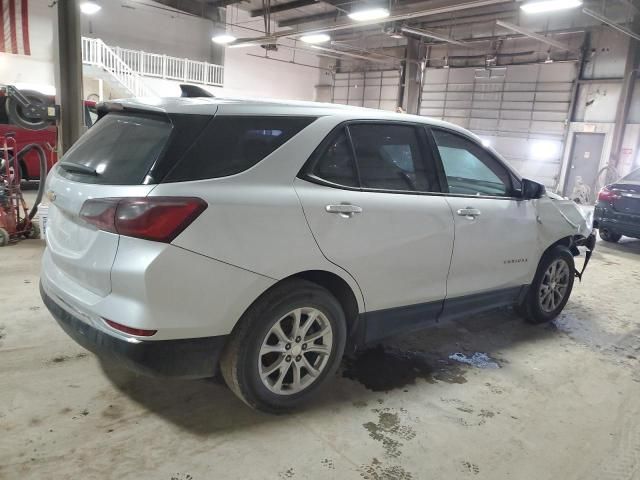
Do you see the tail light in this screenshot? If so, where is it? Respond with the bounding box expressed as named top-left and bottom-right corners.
top-left (597, 187), bottom-right (620, 202)
top-left (80, 197), bottom-right (207, 243)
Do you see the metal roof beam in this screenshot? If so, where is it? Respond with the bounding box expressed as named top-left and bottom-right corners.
top-left (495, 20), bottom-right (574, 51)
top-left (250, 0), bottom-right (319, 17)
top-left (582, 7), bottom-right (640, 42)
top-left (310, 44), bottom-right (399, 64)
top-left (279, 11), bottom-right (341, 27)
top-left (401, 26), bottom-right (475, 47)
top-left (231, 0), bottom-right (512, 46)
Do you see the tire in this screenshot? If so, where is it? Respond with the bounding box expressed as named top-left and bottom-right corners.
top-left (220, 279), bottom-right (347, 413)
top-left (5, 90), bottom-right (51, 131)
top-left (0, 228), bottom-right (9, 246)
top-left (517, 245), bottom-right (575, 324)
top-left (599, 228), bottom-right (622, 243)
top-left (25, 223), bottom-right (40, 239)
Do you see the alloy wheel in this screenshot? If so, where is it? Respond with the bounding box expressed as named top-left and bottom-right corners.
top-left (258, 307), bottom-right (333, 395)
top-left (538, 259), bottom-right (571, 313)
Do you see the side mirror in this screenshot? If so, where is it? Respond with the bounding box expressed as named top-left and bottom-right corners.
top-left (521, 178), bottom-right (546, 200)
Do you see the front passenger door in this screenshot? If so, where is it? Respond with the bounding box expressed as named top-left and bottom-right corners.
top-left (429, 128), bottom-right (539, 310)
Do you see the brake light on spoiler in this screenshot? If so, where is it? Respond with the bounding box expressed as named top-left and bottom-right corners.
top-left (80, 197), bottom-right (207, 243)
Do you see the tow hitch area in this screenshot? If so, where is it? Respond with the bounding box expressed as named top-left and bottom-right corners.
top-left (574, 232), bottom-right (596, 282)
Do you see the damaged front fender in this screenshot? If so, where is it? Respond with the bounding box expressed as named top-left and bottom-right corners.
top-left (535, 192), bottom-right (596, 279)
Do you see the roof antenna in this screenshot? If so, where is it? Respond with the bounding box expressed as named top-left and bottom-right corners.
top-left (180, 84), bottom-right (215, 98)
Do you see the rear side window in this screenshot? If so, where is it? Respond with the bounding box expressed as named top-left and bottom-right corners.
top-left (311, 130), bottom-right (358, 187)
top-left (58, 113), bottom-right (172, 185)
top-left (164, 116), bottom-right (316, 182)
top-left (349, 124), bottom-right (432, 192)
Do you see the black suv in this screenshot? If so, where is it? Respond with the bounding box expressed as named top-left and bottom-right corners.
top-left (594, 168), bottom-right (640, 242)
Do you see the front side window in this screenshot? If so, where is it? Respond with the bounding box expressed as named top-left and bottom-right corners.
top-left (348, 124), bottom-right (431, 192)
top-left (431, 129), bottom-right (512, 197)
top-left (310, 130), bottom-right (358, 187)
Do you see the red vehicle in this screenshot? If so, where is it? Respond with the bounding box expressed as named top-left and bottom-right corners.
top-left (0, 90), bottom-right (96, 180)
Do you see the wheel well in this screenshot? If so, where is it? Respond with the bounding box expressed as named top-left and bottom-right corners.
top-left (543, 235), bottom-right (582, 258)
top-left (285, 270), bottom-right (360, 335)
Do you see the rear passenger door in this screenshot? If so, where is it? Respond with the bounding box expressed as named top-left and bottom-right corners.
top-left (294, 122), bottom-right (455, 342)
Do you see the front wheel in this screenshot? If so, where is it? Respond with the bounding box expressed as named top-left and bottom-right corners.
top-left (220, 279), bottom-right (347, 413)
top-left (517, 246), bottom-right (575, 324)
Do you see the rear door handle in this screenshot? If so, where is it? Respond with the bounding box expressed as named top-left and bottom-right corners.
top-left (456, 207), bottom-right (481, 219)
top-left (325, 204), bottom-right (363, 218)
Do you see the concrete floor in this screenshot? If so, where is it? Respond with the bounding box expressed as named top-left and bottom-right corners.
top-left (1, 215), bottom-right (640, 479)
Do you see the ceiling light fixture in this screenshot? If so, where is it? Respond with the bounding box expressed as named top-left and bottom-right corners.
top-left (520, 0), bottom-right (582, 14)
top-left (80, 1), bottom-right (102, 15)
top-left (348, 7), bottom-right (390, 22)
top-left (300, 33), bottom-right (331, 44)
top-left (212, 34), bottom-right (237, 45)
top-left (228, 42), bottom-right (259, 49)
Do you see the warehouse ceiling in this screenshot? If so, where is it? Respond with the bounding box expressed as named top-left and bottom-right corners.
top-left (155, 0), bottom-right (639, 69)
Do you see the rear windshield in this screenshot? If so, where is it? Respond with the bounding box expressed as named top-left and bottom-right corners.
top-left (57, 113), bottom-right (172, 185)
top-left (163, 116), bottom-right (316, 182)
top-left (622, 168), bottom-right (640, 182)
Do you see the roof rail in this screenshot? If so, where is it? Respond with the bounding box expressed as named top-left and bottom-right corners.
top-left (180, 84), bottom-right (215, 98)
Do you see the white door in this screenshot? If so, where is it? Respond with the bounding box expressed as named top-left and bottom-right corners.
top-left (295, 122), bottom-right (454, 341)
top-left (429, 127), bottom-right (539, 304)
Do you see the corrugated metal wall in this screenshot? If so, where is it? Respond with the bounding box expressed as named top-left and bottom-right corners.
top-left (420, 63), bottom-right (577, 187)
top-left (332, 70), bottom-right (400, 111)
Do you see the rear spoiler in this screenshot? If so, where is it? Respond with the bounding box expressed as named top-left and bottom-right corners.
top-left (95, 84), bottom-right (214, 121)
top-left (95, 101), bottom-right (168, 122)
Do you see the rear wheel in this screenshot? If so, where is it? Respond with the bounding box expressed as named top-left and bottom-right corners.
top-left (599, 228), bottom-right (621, 243)
top-left (517, 246), bottom-right (575, 324)
top-left (220, 279), bottom-right (346, 413)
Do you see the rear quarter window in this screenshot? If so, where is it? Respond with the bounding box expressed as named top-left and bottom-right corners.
top-left (163, 116), bottom-right (316, 182)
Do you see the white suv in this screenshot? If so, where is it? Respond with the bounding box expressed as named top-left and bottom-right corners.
top-left (40, 97), bottom-right (595, 412)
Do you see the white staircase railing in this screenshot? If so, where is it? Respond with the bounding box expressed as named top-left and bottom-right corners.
top-left (81, 37), bottom-right (225, 96)
top-left (82, 37), bottom-right (158, 97)
top-left (116, 45), bottom-right (225, 86)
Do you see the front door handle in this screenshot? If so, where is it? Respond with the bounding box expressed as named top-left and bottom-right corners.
top-left (457, 207), bottom-right (481, 219)
top-left (325, 204), bottom-right (363, 218)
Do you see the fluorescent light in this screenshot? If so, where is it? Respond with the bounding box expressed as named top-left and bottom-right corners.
top-left (228, 42), bottom-right (259, 49)
top-left (300, 33), bottom-right (331, 44)
top-left (348, 7), bottom-right (390, 21)
top-left (212, 34), bottom-right (237, 45)
top-left (80, 1), bottom-right (101, 15)
top-left (521, 0), bottom-right (582, 14)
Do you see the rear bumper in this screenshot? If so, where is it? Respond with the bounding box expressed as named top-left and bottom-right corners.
top-left (594, 206), bottom-right (640, 238)
top-left (41, 282), bottom-right (227, 379)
